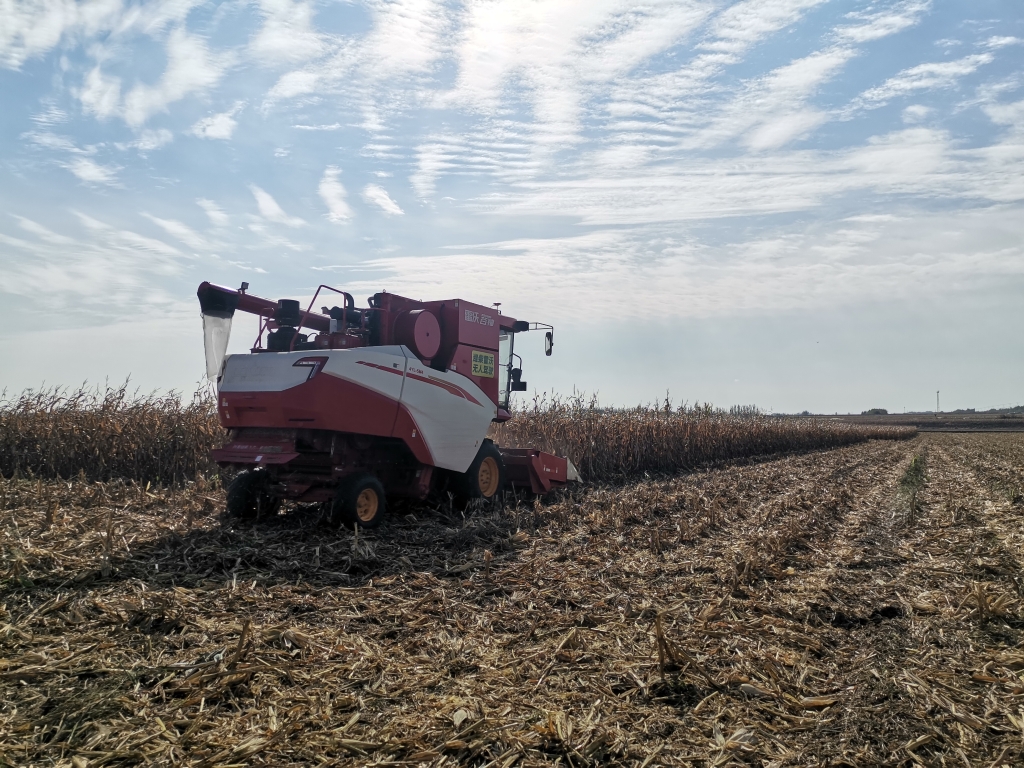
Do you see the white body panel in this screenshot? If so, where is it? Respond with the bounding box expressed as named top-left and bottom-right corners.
top-left (220, 346), bottom-right (408, 401)
top-left (400, 359), bottom-right (496, 473)
top-left (218, 346), bottom-right (494, 473)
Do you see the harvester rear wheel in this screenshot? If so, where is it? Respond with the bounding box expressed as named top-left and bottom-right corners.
top-left (456, 441), bottom-right (506, 504)
top-left (225, 469), bottom-right (281, 520)
top-left (329, 473), bottom-right (386, 529)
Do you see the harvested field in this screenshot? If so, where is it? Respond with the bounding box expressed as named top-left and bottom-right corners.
top-left (3, 433), bottom-right (1023, 767)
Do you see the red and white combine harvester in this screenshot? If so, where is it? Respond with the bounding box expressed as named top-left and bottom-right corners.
top-left (198, 282), bottom-right (578, 527)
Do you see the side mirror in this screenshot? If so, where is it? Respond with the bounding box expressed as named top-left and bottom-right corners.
top-left (512, 320), bottom-right (529, 333)
top-left (510, 367), bottom-right (527, 391)
top-left (544, 331), bottom-right (553, 356)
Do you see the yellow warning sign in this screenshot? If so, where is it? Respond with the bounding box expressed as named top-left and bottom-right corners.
top-left (471, 350), bottom-right (495, 378)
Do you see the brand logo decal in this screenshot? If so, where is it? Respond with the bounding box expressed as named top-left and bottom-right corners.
top-left (464, 309), bottom-right (495, 327)
top-left (293, 356), bottom-right (329, 381)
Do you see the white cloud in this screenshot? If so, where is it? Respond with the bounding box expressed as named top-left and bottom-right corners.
top-left (902, 104), bottom-right (932, 123)
top-left (79, 65), bottom-right (122, 119)
top-left (690, 46), bottom-right (855, 150)
top-left (128, 128), bottom-right (174, 151)
top-left (65, 157), bottom-right (119, 185)
top-left (196, 198), bottom-right (229, 227)
top-left (141, 213), bottom-right (208, 250)
top-left (250, 0), bottom-right (329, 65)
top-left (442, 0), bottom-right (709, 143)
top-left (702, 0), bottom-right (828, 55)
top-left (249, 184), bottom-right (306, 226)
top-left (191, 103), bottom-right (243, 140)
top-left (245, 221), bottom-right (310, 251)
top-left (0, 0), bottom-right (123, 70)
top-left (292, 123), bottom-right (342, 131)
top-left (14, 215), bottom-right (75, 245)
top-left (24, 130), bottom-right (90, 153)
top-left (361, 184), bottom-right (404, 215)
top-left (0, 208), bottom-right (196, 339)
top-left (318, 166), bottom-right (352, 222)
top-left (121, 27), bottom-right (231, 128)
top-left (981, 98), bottom-right (1024, 134)
top-left (985, 36), bottom-right (1022, 49)
top-left (854, 53), bottom-right (994, 108)
top-left (745, 109), bottom-right (830, 150)
top-left (836, 0), bottom-right (931, 44)
top-left (339, 205), bottom-right (1024, 324)
top-left (31, 103), bottom-right (67, 127)
top-left (264, 0), bottom-right (449, 105)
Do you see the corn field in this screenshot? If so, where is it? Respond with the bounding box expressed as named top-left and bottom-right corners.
top-left (0, 386), bottom-right (913, 485)
top-left (492, 394), bottom-right (915, 480)
top-left (0, 384), bottom-right (224, 484)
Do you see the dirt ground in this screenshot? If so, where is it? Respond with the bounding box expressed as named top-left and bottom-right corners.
top-left (2, 433), bottom-right (1023, 767)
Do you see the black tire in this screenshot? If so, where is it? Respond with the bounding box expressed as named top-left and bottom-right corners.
top-left (455, 441), bottom-right (506, 504)
top-left (329, 473), bottom-right (386, 529)
top-left (225, 469), bottom-right (281, 520)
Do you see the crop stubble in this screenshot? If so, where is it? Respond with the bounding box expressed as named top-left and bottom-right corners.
top-left (2, 434), bottom-right (1023, 766)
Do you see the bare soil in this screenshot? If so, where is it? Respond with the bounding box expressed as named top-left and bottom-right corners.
top-left (2, 433), bottom-right (1022, 767)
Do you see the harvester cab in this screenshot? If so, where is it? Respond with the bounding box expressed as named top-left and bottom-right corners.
top-left (197, 282), bottom-right (578, 527)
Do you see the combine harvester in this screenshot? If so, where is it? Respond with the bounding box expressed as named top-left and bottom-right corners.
top-left (198, 282), bottom-right (578, 527)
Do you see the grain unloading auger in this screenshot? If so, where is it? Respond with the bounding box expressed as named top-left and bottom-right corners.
top-left (198, 282), bottom-right (579, 527)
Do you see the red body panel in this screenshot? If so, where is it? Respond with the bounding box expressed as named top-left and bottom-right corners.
top-left (500, 449), bottom-right (573, 494)
top-left (221, 374), bottom-right (400, 435)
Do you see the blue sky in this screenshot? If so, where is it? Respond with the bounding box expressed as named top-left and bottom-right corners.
top-left (1, 0), bottom-right (1022, 412)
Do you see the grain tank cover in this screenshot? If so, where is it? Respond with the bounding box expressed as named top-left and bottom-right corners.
top-left (395, 309), bottom-right (441, 360)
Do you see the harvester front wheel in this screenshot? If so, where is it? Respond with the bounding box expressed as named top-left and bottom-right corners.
top-left (330, 473), bottom-right (386, 529)
top-left (225, 469), bottom-right (281, 520)
top-left (457, 441), bottom-right (506, 504)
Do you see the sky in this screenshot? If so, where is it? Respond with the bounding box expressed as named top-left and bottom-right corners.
top-left (1, 0), bottom-right (1022, 413)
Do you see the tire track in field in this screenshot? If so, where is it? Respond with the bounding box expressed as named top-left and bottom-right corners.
top-left (561, 438), bottom-right (921, 765)
top-left (754, 434), bottom-right (1024, 766)
top-left (932, 433), bottom-right (1024, 579)
top-left (456, 439), bottom-right (923, 765)
top-left (695, 436), bottom-right (925, 764)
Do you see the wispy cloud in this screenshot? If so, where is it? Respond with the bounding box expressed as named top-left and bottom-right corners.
top-left (250, 0), bottom-right (330, 65)
top-left (689, 46), bottom-right (856, 151)
top-left (318, 166), bottom-right (352, 222)
top-left (197, 198), bottom-right (229, 227)
top-left (65, 157), bottom-right (119, 185)
top-left (191, 103), bottom-right (244, 140)
top-left (13, 215), bottom-right (75, 245)
top-left (361, 184), bottom-right (404, 215)
top-left (122, 28), bottom-right (232, 128)
top-left (852, 53), bottom-right (994, 109)
top-left (249, 184), bottom-right (306, 227)
top-left (341, 204), bottom-right (1024, 324)
top-left (141, 213), bottom-right (209, 250)
top-left (119, 128), bottom-right (174, 152)
top-left (76, 26), bottom-right (232, 128)
top-left (836, 0), bottom-right (931, 44)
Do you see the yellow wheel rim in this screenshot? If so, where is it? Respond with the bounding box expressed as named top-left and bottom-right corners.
top-left (478, 456), bottom-right (500, 497)
top-left (355, 488), bottom-right (379, 522)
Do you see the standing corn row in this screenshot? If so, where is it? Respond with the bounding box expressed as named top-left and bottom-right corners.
top-left (492, 394), bottom-right (914, 481)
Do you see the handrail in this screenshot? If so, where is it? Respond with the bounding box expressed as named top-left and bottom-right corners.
top-left (289, 285), bottom-right (355, 352)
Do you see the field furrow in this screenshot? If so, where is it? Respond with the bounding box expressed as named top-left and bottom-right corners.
top-left (2, 434), bottom-right (1023, 767)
